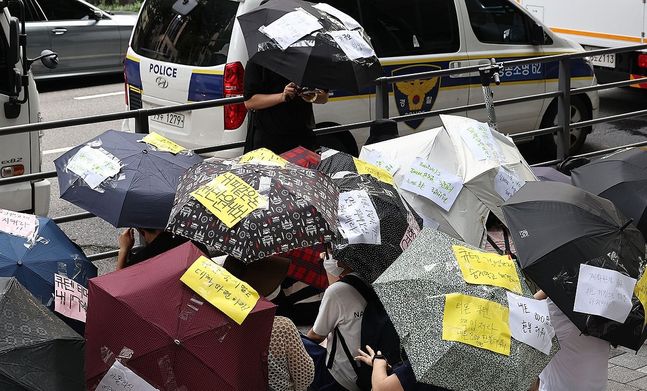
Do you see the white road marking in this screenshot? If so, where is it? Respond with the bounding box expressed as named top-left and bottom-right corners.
top-left (43, 146), bottom-right (72, 156)
top-left (73, 91), bottom-right (123, 100)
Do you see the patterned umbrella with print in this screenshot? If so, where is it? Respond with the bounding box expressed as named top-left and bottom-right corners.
top-left (332, 173), bottom-right (422, 283)
top-left (280, 146), bottom-right (321, 169)
top-left (167, 160), bottom-right (338, 263)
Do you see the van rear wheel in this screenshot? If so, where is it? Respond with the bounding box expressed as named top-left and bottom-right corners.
top-left (315, 122), bottom-right (359, 156)
top-left (537, 96), bottom-right (591, 159)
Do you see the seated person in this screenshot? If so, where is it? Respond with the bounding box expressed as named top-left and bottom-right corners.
top-left (116, 228), bottom-right (207, 269)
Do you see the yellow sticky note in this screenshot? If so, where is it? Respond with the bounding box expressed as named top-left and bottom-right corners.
top-left (452, 245), bottom-right (522, 294)
top-left (239, 148), bottom-right (288, 167)
top-left (142, 132), bottom-right (186, 154)
top-left (635, 272), bottom-right (647, 326)
top-left (442, 293), bottom-right (511, 355)
top-left (190, 173), bottom-right (260, 228)
top-left (181, 256), bottom-right (260, 325)
top-left (353, 157), bottom-right (394, 185)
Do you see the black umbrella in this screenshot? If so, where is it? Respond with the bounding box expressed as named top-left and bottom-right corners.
top-left (502, 181), bottom-right (647, 349)
top-left (54, 130), bottom-right (202, 229)
top-left (0, 277), bottom-right (84, 391)
top-left (332, 173), bottom-right (422, 282)
top-left (167, 160), bottom-right (338, 263)
top-left (237, 0), bottom-right (382, 92)
top-left (571, 147), bottom-right (647, 238)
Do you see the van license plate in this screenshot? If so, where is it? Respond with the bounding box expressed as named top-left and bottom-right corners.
top-left (589, 53), bottom-right (615, 69)
top-left (151, 112), bottom-right (185, 128)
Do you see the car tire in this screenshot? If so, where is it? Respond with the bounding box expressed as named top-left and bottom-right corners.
top-left (315, 122), bottom-right (359, 156)
top-left (537, 96), bottom-right (592, 159)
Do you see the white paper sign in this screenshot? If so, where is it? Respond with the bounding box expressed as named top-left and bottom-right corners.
top-left (361, 149), bottom-right (398, 175)
top-left (260, 9), bottom-right (322, 50)
top-left (573, 264), bottom-right (637, 323)
top-left (313, 3), bottom-right (361, 30)
top-left (457, 121), bottom-right (504, 163)
top-left (320, 148), bottom-right (340, 160)
top-left (506, 292), bottom-right (555, 355)
top-left (494, 166), bottom-right (525, 201)
top-left (328, 30), bottom-right (375, 60)
top-left (97, 361), bottom-right (158, 391)
top-left (400, 212), bottom-right (421, 251)
top-left (400, 157), bottom-right (463, 212)
top-left (337, 190), bottom-right (381, 245)
top-left (0, 209), bottom-right (37, 239)
top-left (66, 146), bottom-right (121, 189)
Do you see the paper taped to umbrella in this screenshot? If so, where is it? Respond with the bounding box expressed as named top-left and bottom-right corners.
top-left (54, 273), bottom-right (88, 323)
top-left (0, 208), bottom-right (37, 240)
top-left (97, 361), bottom-right (157, 391)
top-left (259, 8), bottom-right (322, 50)
top-left (494, 166), bottom-right (525, 201)
top-left (444, 115), bottom-right (505, 163)
top-left (190, 172), bottom-right (261, 228)
top-left (573, 263), bottom-right (637, 323)
top-left (353, 157), bottom-right (394, 184)
top-left (239, 147), bottom-right (289, 167)
top-left (328, 30), bottom-right (375, 60)
top-left (337, 189), bottom-right (381, 245)
top-left (506, 292), bottom-right (555, 355)
top-left (65, 145), bottom-right (122, 189)
top-left (141, 132), bottom-right (186, 154)
top-left (452, 245), bottom-right (522, 294)
top-left (181, 255), bottom-right (260, 325)
top-left (360, 148), bottom-right (399, 176)
top-left (373, 228), bottom-right (557, 391)
top-left (400, 157), bottom-right (463, 212)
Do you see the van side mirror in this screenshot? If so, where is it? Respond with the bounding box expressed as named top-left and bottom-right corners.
top-left (8, 16), bottom-right (19, 66)
top-left (530, 23), bottom-right (545, 45)
top-left (36, 50), bottom-right (59, 69)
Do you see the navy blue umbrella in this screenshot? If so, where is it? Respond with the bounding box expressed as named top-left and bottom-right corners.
top-left (54, 130), bottom-right (203, 228)
top-left (0, 215), bottom-right (97, 333)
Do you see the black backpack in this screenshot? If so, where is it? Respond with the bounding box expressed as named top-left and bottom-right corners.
top-left (326, 274), bottom-right (403, 391)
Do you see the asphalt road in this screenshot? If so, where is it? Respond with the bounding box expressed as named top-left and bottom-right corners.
top-left (36, 77), bottom-right (647, 275)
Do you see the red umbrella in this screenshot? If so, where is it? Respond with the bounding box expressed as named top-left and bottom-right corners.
top-left (283, 243), bottom-right (329, 290)
top-left (85, 242), bottom-right (276, 391)
top-left (280, 146), bottom-right (321, 168)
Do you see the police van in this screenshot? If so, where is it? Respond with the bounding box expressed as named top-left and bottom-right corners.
top-left (124, 0), bottom-right (599, 156)
top-left (0, 1), bottom-right (56, 215)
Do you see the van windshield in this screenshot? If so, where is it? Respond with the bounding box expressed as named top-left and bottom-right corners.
top-left (131, 0), bottom-right (238, 67)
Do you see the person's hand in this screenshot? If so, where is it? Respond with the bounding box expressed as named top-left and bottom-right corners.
top-left (281, 82), bottom-right (297, 102)
top-left (118, 228), bottom-right (135, 251)
top-left (355, 345), bottom-right (378, 367)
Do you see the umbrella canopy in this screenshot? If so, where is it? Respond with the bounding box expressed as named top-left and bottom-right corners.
top-left (502, 181), bottom-right (647, 349)
top-left (0, 214), bottom-right (96, 313)
top-left (331, 173), bottom-right (422, 282)
top-left (167, 159), bottom-right (338, 263)
top-left (282, 243), bottom-right (328, 290)
top-left (85, 242), bottom-right (276, 390)
top-left (237, 0), bottom-right (382, 92)
top-left (373, 228), bottom-right (556, 391)
top-left (280, 146), bottom-right (321, 169)
top-left (358, 115), bottom-right (537, 246)
top-left (571, 147), bottom-right (647, 238)
top-left (54, 130), bottom-right (202, 229)
top-left (0, 277), bottom-right (84, 391)
top-left (531, 166), bottom-right (571, 184)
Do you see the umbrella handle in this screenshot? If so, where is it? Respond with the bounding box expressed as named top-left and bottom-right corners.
top-left (620, 219), bottom-right (634, 231)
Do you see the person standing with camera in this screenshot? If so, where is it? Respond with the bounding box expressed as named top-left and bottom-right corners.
top-left (243, 62), bottom-right (328, 154)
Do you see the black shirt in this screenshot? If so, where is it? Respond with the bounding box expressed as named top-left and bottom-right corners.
top-left (243, 62), bottom-right (317, 153)
top-left (127, 232), bottom-right (206, 266)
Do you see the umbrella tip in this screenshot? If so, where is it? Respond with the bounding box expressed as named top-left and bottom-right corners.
top-left (620, 219), bottom-right (634, 231)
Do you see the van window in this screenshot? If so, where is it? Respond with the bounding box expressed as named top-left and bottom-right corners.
top-left (39, 0), bottom-right (92, 20)
top-left (465, 0), bottom-right (531, 44)
top-left (358, 0), bottom-right (460, 57)
top-left (0, 30), bottom-right (11, 94)
top-left (131, 0), bottom-right (238, 67)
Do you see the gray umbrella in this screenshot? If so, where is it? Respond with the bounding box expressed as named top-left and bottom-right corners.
top-left (373, 228), bottom-right (557, 391)
top-left (0, 277), bottom-right (84, 390)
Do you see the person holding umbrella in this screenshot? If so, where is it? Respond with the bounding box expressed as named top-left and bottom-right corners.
top-left (244, 62), bottom-right (328, 153)
top-left (116, 227), bottom-right (207, 269)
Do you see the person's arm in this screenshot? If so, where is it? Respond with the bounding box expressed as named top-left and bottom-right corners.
top-left (307, 286), bottom-right (341, 343)
top-left (116, 228), bottom-right (135, 270)
top-left (355, 346), bottom-right (404, 391)
top-left (244, 83), bottom-right (297, 110)
top-left (283, 318), bottom-right (315, 391)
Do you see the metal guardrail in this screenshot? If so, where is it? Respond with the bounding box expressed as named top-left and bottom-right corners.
top-left (3, 44), bottom-right (647, 261)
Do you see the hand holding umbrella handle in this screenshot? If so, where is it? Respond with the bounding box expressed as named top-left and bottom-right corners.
top-left (281, 83), bottom-right (297, 102)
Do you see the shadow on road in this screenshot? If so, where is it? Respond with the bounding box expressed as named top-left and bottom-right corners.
top-left (36, 74), bottom-right (124, 93)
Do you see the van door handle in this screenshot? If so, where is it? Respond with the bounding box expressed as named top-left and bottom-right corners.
top-left (51, 28), bottom-right (67, 35)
